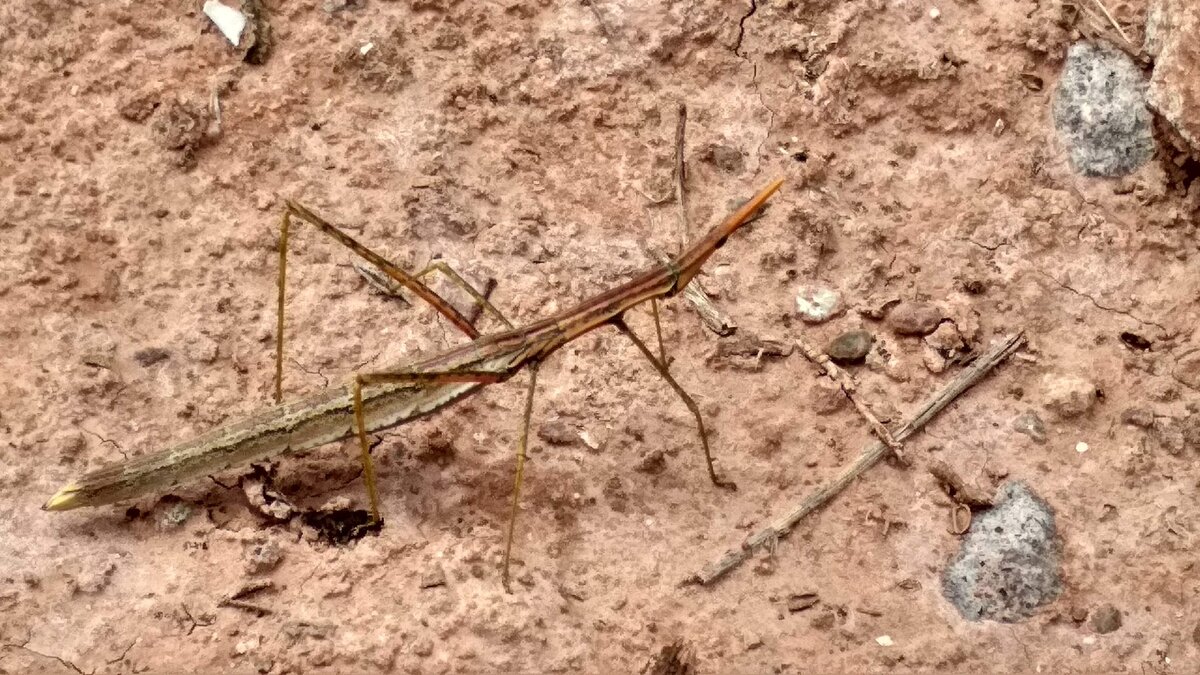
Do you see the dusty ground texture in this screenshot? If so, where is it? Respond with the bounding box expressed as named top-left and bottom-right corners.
top-left (2, 1), bottom-right (1199, 673)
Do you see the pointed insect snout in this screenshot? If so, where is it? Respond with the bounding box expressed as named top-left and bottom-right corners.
top-left (674, 177), bottom-right (785, 290)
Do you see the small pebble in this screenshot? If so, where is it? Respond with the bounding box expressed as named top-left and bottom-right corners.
top-left (826, 330), bottom-right (873, 364)
top-left (795, 285), bottom-right (844, 324)
top-left (161, 501), bottom-right (192, 527)
top-left (1012, 411), bottom-right (1047, 443)
top-left (887, 302), bottom-right (943, 336)
top-left (1041, 373), bottom-right (1098, 418)
top-left (787, 593), bottom-right (819, 613)
top-left (1091, 604), bottom-right (1122, 634)
top-left (536, 420), bottom-right (576, 446)
top-left (234, 637), bottom-right (260, 656)
top-left (875, 635), bottom-right (894, 647)
top-left (1120, 407), bottom-right (1155, 428)
top-left (1075, 441), bottom-right (1089, 453)
top-left (245, 540), bottom-right (282, 575)
top-left (419, 564), bottom-right (447, 589)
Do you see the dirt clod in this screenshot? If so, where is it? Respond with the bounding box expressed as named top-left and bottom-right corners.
top-left (887, 302), bottom-right (944, 336)
top-left (1041, 373), bottom-right (1099, 418)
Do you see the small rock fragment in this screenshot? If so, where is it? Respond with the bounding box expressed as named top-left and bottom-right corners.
top-left (809, 378), bottom-right (847, 414)
top-left (245, 539), bottom-right (282, 575)
top-left (875, 635), bottom-right (894, 647)
top-left (234, 636), bottom-right (260, 656)
top-left (1091, 604), bottom-right (1122, 634)
top-left (204, 0), bottom-right (247, 46)
top-left (1041, 373), bottom-right (1098, 418)
top-left (887, 302), bottom-right (943, 336)
top-left (1173, 349), bottom-right (1200, 391)
top-left (795, 285), bottom-right (844, 324)
top-left (1120, 407), bottom-right (1155, 428)
top-left (925, 322), bottom-right (966, 354)
top-left (700, 143), bottom-right (745, 174)
top-left (787, 593), bottom-right (819, 613)
top-left (1147, 0), bottom-right (1200, 152)
top-left (537, 420), bottom-right (576, 446)
top-left (419, 564), bottom-right (447, 589)
top-left (412, 638), bottom-right (435, 657)
top-left (826, 330), bottom-right (873, 364)
top-left (921, 344), bottom-right (947, 374)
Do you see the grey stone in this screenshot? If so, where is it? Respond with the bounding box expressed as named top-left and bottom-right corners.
top-left (826, 330), bottom-right (873, 364)
top-left (942, 482), bottom-right (1062, 622)
top-left (1053, 41), bottom-right (1155, 177)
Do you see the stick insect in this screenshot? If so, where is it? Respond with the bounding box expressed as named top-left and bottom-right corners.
top-left (44, 177), bottom-right (785, 587)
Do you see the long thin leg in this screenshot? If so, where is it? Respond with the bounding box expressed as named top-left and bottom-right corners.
top-left (502, 364), bottom-right (538, 592)
top-left (284, 201), bottom-right (480, 338)
top-left (350, 369), bottom-right (510, 522)
top-left (415, 261), bottom-right (515, 330)
top-left (611, 317), bottom-right (736, 491)
top-left (275, 209), bottom-right (290, 403)
top-left (354, 260), bottom-right (514, 330)
top-left (650, 298), bottom-right (669, 369)
top-left (275, 203), bottom-right (490, 402)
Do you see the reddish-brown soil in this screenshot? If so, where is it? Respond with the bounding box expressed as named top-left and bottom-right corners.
top-left (2, 1), bottom-right (1197, 673)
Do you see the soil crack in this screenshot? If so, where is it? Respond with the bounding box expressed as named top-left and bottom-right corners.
top-left (1038, 271), bottom-right (1166, 331)
top-left (732, 0), bottom-right (758, 57)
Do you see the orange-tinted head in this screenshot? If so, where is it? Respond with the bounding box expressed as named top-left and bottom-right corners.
top-left (673, 177), bottom-right (784, 290)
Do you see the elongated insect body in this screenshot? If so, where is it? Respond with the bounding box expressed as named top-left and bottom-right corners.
top-left (44, 178), bottom-right (784, 513)
top-left (44, 379), bottom-right (485, 510)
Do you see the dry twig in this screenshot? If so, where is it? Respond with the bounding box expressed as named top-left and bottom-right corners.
top-left (686, 332), bottom-right (1026, 586)
top-left (795, 336), bottom-right (904, 462)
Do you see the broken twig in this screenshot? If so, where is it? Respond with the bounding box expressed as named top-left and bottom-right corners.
top-left (795, 336), bottom-right (905, 462)
top-left (687, 332), bottom-right (1026, 586)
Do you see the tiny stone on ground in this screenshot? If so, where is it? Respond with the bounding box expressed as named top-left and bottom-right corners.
top-left (795, 285), bottom-right (843, 324)
top-left (826, 329), bottom-right (873, 364)
top-left (1091, 604), bottom-right (1122, 634)
top-left (886, 302), bottom-right (943, 336)
top-left (1012, 411), bottom-right (1048, 443)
